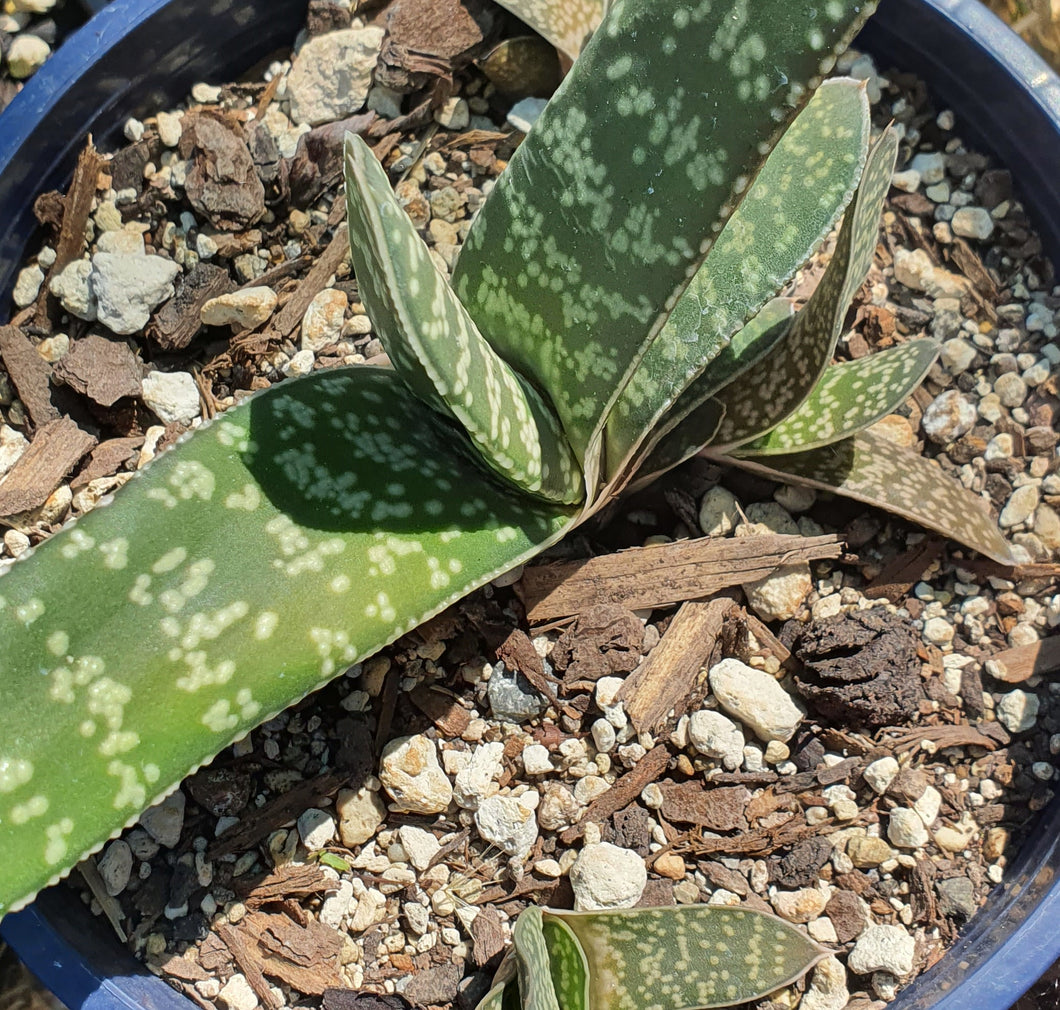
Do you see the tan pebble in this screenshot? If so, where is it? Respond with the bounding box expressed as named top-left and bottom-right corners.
top-left (868, 413), bottom-right (915, 448)
top-left (653, 853), bottom-right (686, 880)
top-left (983, 826), bottom-right (1009, 862)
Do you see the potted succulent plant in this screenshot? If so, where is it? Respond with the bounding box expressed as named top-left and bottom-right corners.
top-left (1, 0), bottom-right (1059, 1008)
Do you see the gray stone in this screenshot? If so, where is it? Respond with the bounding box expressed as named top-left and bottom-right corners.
top-left (12, 264), bottom-right (44, 308)
top-left (951, 206), bottom-right (994, 241)
top-left (379, 734), bottom-right (452, 813)
top-left (474, 793), bottom-right (538, 858)
top-left (1000, 484), bottom-right (1039, 528)
top-left (6, 34), bottom-right (50, 79)
top-left (287, 27), bottom-right (385, 126)
top-left (453, 740), bottom-right (505, 809)
top-left (507, 97), bottom-right (548, 133)
top-left (398, 825), bottom-right (441, 871)
top-left (996, 689), bottom-right (1039, 733)
top-left (887, 806), bottom-right (930, 849)
top-left (570, 842), bottom-right (646, 910)
top-left (217, 973), bottom-right (258, 1010)
top-left (687, 709), bottom-right (745, 770)
top-left (847, 924), bottom-right (916, 975)
top-left (98, 839), bottom-right (133, 896)
top-left (141, 370), bottom-right (201, 425)
top-left (936, 876), bottom-right (977, 919)
top-left (709, 657), bottom-right (804, 742)
top-left (910, 151), bottom-right (946, 184)
top-left (320, 878), bottom-right (354, 928)
top-left (488, 663), bottom-right (546, 721)
top-left (939, 337), bottom-right (977, 374)
top-left (922, 389), bottom-right (975, 444)
top-left (336, 786), bottom-right (386, 847)
top-left (800, 956), bottom-right (850, 1010)
top-left (201, 287), bottom-right (277, 330)
top-left (91, 252), bottom-right (180, 334)
top-left (296, 807), bottom-right (336, 850)
top-left (139, 790), bottom-right (186, 848)
top-left (994, 370), bottom-right (1028, 408)
top-left (50, 258), bottom-right (97, 320)
top-left (300, 287), bottom-right (348, 351)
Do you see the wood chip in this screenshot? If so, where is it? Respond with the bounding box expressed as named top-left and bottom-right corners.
top-left (246, 910), bottom-right (344, 995)
top-left (659, 782), bottom-right (750, 831)
top-left (0, 324), bottom-right (59, 427)
top-left (468, 906), bottom-right (505, 969)
top-left (241, 863), bottom-right (338, 908)
top-left (0, 418), bottom-right (96, 517)
top-left (148, 262), bottom-right (233, 350)
top-left (559, 744), bottom-right (669, 844)
top-left (53, 333), bottom-right (143, 407)
top-left (266, 229), bottom-right (350, 339)
top-left (52, 140), bottom-right (104, 275)
top-left (71, 436), bottom-right (144, 490)
top-left (618, 597), bottom-right (737, 734)
top-left (864, 539), bottom-right (946, 602)
top-left (983, 636), bottom-right (1060, 683)
top-left (409, 684), bottom-right (471, 736)
top-left (216, 922), bottom-right (284, 1010)
top-left (518, 533), bottom-right (843, 621)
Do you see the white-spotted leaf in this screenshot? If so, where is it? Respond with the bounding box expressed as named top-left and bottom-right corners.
top-left (0, 367), bottom-right (575, 916)
top-left (492, 0), bottom-right (605, 60)
top-left (453, 0), bottom-right (879, 485)
top-left (719, 429), bottom-right (1018, 564)
top-left (603, 77), bottom-right (870, 479)
top-left (344, 136), bottom-right (583, 505)
top-left (737, 338), bottom-right (941, 455)
top-left (708, 126), bottom-right (900, 450)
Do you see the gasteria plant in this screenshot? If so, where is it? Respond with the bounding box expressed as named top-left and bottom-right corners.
top-left (0, 0), bottom-right (1015, 928)
top-left (477, 904), bottom-right (830, 1010)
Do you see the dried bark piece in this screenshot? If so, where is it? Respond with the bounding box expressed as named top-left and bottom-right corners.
top-left (216, 923), bottom-right (282, 1010)
top-left (53, 333), bottom-right (142, 407)
top-left (825, 889), bottom-right (869, 943)
top-left (149, 262), bottom-right (232, 351)
top-left (72, 436), bottom-right (144, 489)
top-left (409, 684), bottom-right (471, 736)
top-left (468, 907), bottom-right (504, 969)
top-left (266, 229), bottom-right (350, 339)
top-left (241, 864), bottom-right (337, 909)
top-left (495, 627), bottom-right (576, 718)
top-left (769, 836), bottom-right (832, 888)
top-left (983, 636), bottom-right (1060, 684)
top-left (247, 910), bottom-right (344, 995)
top-left (863, 539), bottom-right (945, 603)
top-left (324, 995), bottom-right (412, 1010)
top-left (560, 744), bottom-right (669, 844)
top-left (180, 111), bottom-right (266, 230)
top-left (518, 533), bottom-right (842, 621)
top-left (0, 324), bottom-right (59, 426)
top-left (550, 604), bottom-right (644, 682)
top-left (378, 0), bottom-right (498, 92)
top-left (786, 608), bottom-right (924, 729)
top-left (0, 418), bottom-right (95, 516)
top-left (618, 598), bottom-right (736, 734)
top-left (287, 112), bottom-right (376, 208)
top-left (659, 782), bottom-right (750, 832)
top-left (52, 141), bottom-right (105, 275)
top-left (403, 964), bottom-right (463, 1006)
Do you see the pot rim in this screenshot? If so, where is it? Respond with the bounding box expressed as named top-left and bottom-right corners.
top-left (2, 1), bottom-right (1060, 1008)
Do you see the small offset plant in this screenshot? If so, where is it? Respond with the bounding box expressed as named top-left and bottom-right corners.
top-left (0, 0), bottom-right (1014, 949)
top-left (479, 904), bottom-right (830, 1010)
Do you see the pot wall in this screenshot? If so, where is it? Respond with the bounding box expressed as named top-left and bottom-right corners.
top-left (1, 0), bottom-right (1060, 1008)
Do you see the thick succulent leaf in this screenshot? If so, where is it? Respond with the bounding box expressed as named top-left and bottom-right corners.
top-left (542, 913), bottom-right (591, 1010)
top-left (708, 126), bottom-right (899, 450)
top-left (718, 429), bottom-right (1017, 564)
top-left (491, 0), bottom-right (605, 61)
top-left (603, 77), bottom-right (870, 478)
top-left (621, 300), bottom-right (791, 495)
top-left (546, 906), bottom-right (827, 1010)
top-left (514, 907), bottom-right (562, 1010)
top-left (737, 338), bottom-right (941, 455)
top-left (0, 367), bottom-right (575, 917)
top-left (344, 136), bottom-right (582, 505)
top-left (452, 0), bottom-right (879, 486)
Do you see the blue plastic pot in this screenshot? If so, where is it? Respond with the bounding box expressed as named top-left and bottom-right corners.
top-left (1, 0), bottom-right (1059, 1006)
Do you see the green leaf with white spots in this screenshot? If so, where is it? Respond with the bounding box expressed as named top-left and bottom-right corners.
top-left (621, 299), bottom-right (792, 492)
top-left (483, 905), bottom-right (828, 1010)
top-left (344, 135), bottom-right (583, 505)
top-left (452, 0), bottom-right (879, 486)
top-left (603, 77), bottom-right (870, 479)
top-left (0, 367), bottom-right (575, 917)
top-left (491, 0), bottom-right (605, 60)
top-left (736, 338), bottom-right (941, 455)
top-left (718, 429), bottom-right (1018, 564)
top-left (708, 126), bottom-right (900, 451)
